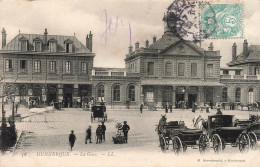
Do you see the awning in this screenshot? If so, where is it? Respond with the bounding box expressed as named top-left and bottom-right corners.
top-left (141, 79), bottom-right (224, 87)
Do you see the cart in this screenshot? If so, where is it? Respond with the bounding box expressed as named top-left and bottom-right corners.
top-left (112, 123), bottom-right (126, 144)
top-left (91, 105), bottom-right (107, 122)
top-left (156, 117), bottom-right (206, 155)
top-left (203, 115), bottom-right (256, 153)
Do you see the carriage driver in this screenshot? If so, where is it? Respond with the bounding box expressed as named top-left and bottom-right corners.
top-left (119, 121), bottom-right (130, 143)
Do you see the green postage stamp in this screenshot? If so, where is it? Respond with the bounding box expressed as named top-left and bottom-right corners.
top-left (200, 2), bottom-right (243, 39)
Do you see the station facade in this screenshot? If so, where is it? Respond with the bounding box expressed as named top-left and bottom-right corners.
top-left (1, 13), bottom-right (259, 109)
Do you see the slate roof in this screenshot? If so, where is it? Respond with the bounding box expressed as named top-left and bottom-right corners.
top-left (1, 33), bottom-right (91, 54)
top-left (228, 45), bottom-right (260, 65)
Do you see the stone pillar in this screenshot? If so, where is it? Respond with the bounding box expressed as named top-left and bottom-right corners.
top-left (198, 87), bottom-right (204, 106)
top-left (184, 86), bottom-right (189, 101)
top-left (156, 86), bottom-right (162, 108)
top-left (172, 86), bottom-right (176, 108)
top-left (73, 84), bottom-right (79, 108)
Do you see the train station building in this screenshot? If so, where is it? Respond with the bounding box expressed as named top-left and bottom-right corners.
top-left (1, 12), bottom-right (259, 109)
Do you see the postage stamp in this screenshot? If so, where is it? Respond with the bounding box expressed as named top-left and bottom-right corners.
top-left (200, 3), bottom-right (243, 39)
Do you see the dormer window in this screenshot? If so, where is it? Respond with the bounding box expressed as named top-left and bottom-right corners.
top-left (33, 37), bottom-right (42, 52)
top-left (48, 38), bottom-right (57, 52)
top-left (19, 36), bottom-right (28, 51)
top-left (64, 39), bottom-right (74, 53)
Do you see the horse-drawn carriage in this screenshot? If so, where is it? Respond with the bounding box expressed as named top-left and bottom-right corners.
top-left (156, 115), bottom-right (207, 154)
top-left (91, 105), bottom-right (107, 122)
top-left (234, 115), bottom-right (260, 142)
top-left (202, 115), bottom-right (258, 153)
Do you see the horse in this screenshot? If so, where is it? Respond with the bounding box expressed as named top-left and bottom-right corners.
top-left (192, 115), bottom-right (205, 130)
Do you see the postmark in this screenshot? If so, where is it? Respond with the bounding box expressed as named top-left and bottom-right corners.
top-left (200, 2), bottom-right (243, 38)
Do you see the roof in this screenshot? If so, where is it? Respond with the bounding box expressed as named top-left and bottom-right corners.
top-left (1, 33), bottom-right (91, 54)
top-left (220, 67), bottom-right (243, 70)
top-left (141, 79), bottom-right (224, 86)
top-left (228, 45), bottom-right (260, 65)
top-left (93, 67), bottom-right (126, 72)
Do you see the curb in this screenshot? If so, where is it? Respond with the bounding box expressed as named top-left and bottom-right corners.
top-left (12, 130), bottom-right (24, 155)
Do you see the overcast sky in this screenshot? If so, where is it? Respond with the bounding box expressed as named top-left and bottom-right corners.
top-left (0, 0), bottom-right (259, 68)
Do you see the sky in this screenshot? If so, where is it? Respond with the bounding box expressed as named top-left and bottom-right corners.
top-left (0, 0), bottom-right (260, 68)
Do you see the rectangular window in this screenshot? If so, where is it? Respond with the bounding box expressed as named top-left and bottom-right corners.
top-left (35, 42), bottom-right (41, 52)
top-left (248, 67), bottom-right (253, 75)
top-left (34, 60), bottom-right (41, 73)
top-left (222, 88), bottom-right (228, 102)
top-left (235, 70), bottom-right (241, 75)
top-left (49, 42), bottom-right (56, 52)
top-left (207, 64), bottom-right (214, 77)
top-left (178, 63), bottom-right (185, 76)
top-left (81, 62), bottom-right (88, 74)
top-left (5, 59), bottom-right (13, 72)
top-left (65, 61), bottom-right (71, 74)
top-left (20, 60), bottom-right (27, 72)
top-left (223, 70), bottom-right (229, 75)
top-left (21, 41), bottom-right (27, 51)
top-left (66, 43), bottom-right (70, 53)
top-left (165, 63), bottom-right (172, 76)
top-left (148, 62), bottom-right (154, 75)
top-left (146, 92), bottom-right (154, 102)
top-left (191, 63), bottom-right (197, 77)
top-left (50, 61), bottom-right (56, 73)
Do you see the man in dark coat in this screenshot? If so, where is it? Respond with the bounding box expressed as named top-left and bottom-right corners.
top-left (101, 122), bottom-right (106, 142)
top-left (120, 121), bottom-right (130, 143)
top-left (85, 126), bottom-right (92, 144)
top-left (69, 130), bottom-right (76, 151)
top-left (96, 125), bottom-right (102, 144)
top-left (169, 103), bottom-right (173, 113)
top-left (140, 103), bottom-right (143, 113)
top-left (165, 102), bottom-right (168, 113)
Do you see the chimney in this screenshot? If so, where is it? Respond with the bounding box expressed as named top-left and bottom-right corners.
top-left (89, 31), bottom-right (93, 52)
top-left (129, 45), bottom-right (133, 54)
top-left (145, 40), bottom-right (149, 48)
top-left (208, 42), bottom-right (213, 51)
top-left (243, 39), bottom-right (248, 59)
top-left (135, 41), bottom-right (139, 50)
top-left (153, 36), bottom-right (156, 43)
top-left (86, 34), bottom-right (89, 49)
top-left (44, 28), bottom-right (48, 44)
top-left (232, 43), bottom-right (237, 61)
top-left (2, 28), bottom-right (6, 49)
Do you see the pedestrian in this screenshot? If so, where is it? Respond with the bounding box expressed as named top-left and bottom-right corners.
top-left (85, 126), bottom-right (92, 144)
top-left (216, 105), bottom-right (222, 115)
top-left (169, 102), bottom-right (173, 113)
top-left (96, 125), bottom-right (102, 144)
top-left (140, 103), bottom-right (143, 113)
top-left (119, 121), bottom-right (130, 143)
top-left (165, 102), bottom-right (168, 113)
top-left (69, 130), bottom-right (76, 151)
top-left (192, 102), bottom-right (196, 113)
top-left (101, 121), bottom-right (106, 142)
top-left (15, 102), bottom-right (19, 113)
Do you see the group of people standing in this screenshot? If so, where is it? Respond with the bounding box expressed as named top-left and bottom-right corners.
top-left (164, 102), bottom-right (173, 113)
top-left (69, 121), bottom-right (130, 151)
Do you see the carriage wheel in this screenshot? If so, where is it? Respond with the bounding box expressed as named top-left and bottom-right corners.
top-left (199, 134), bottom-right (210, 154)
top-left (172, 136), bottom-right (183, 155)
top-left (159, 135), bottom-right (167, 152)
top-left (248, 132), bottom-right (257, 150)
top-left (238, 133), bottom-right (250, 153)
top-left (212, 134), bottom-right (222, 154)
top-left (91, 113), bottom-right (93, 123)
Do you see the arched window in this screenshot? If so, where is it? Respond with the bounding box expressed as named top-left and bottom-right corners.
top-left (235, 87), bottom-right (241, 102)
top-left (248, 88), bottom-right (254, 103)
top-left (128, 85), bottom-right (135, 102)
top-left (97, 85), bottom-right (105, 101)
top-left (222, 87), bottom-right (228, 102)
top-left (113, 85), bottom-right (120, 102)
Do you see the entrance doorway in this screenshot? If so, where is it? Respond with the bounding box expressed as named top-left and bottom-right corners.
top-left (205, 87), bottom-right (213, 104)
top-left (47, 85), bottom-right (57, 105)
top-left (162, 86), bottom-right (172, 108)
top-left (176, 94), bottom-right (184, 108)
top-left (63, 85), bottom-right (73, 108)
top-left (188, 94), bottom-right (197, 108)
